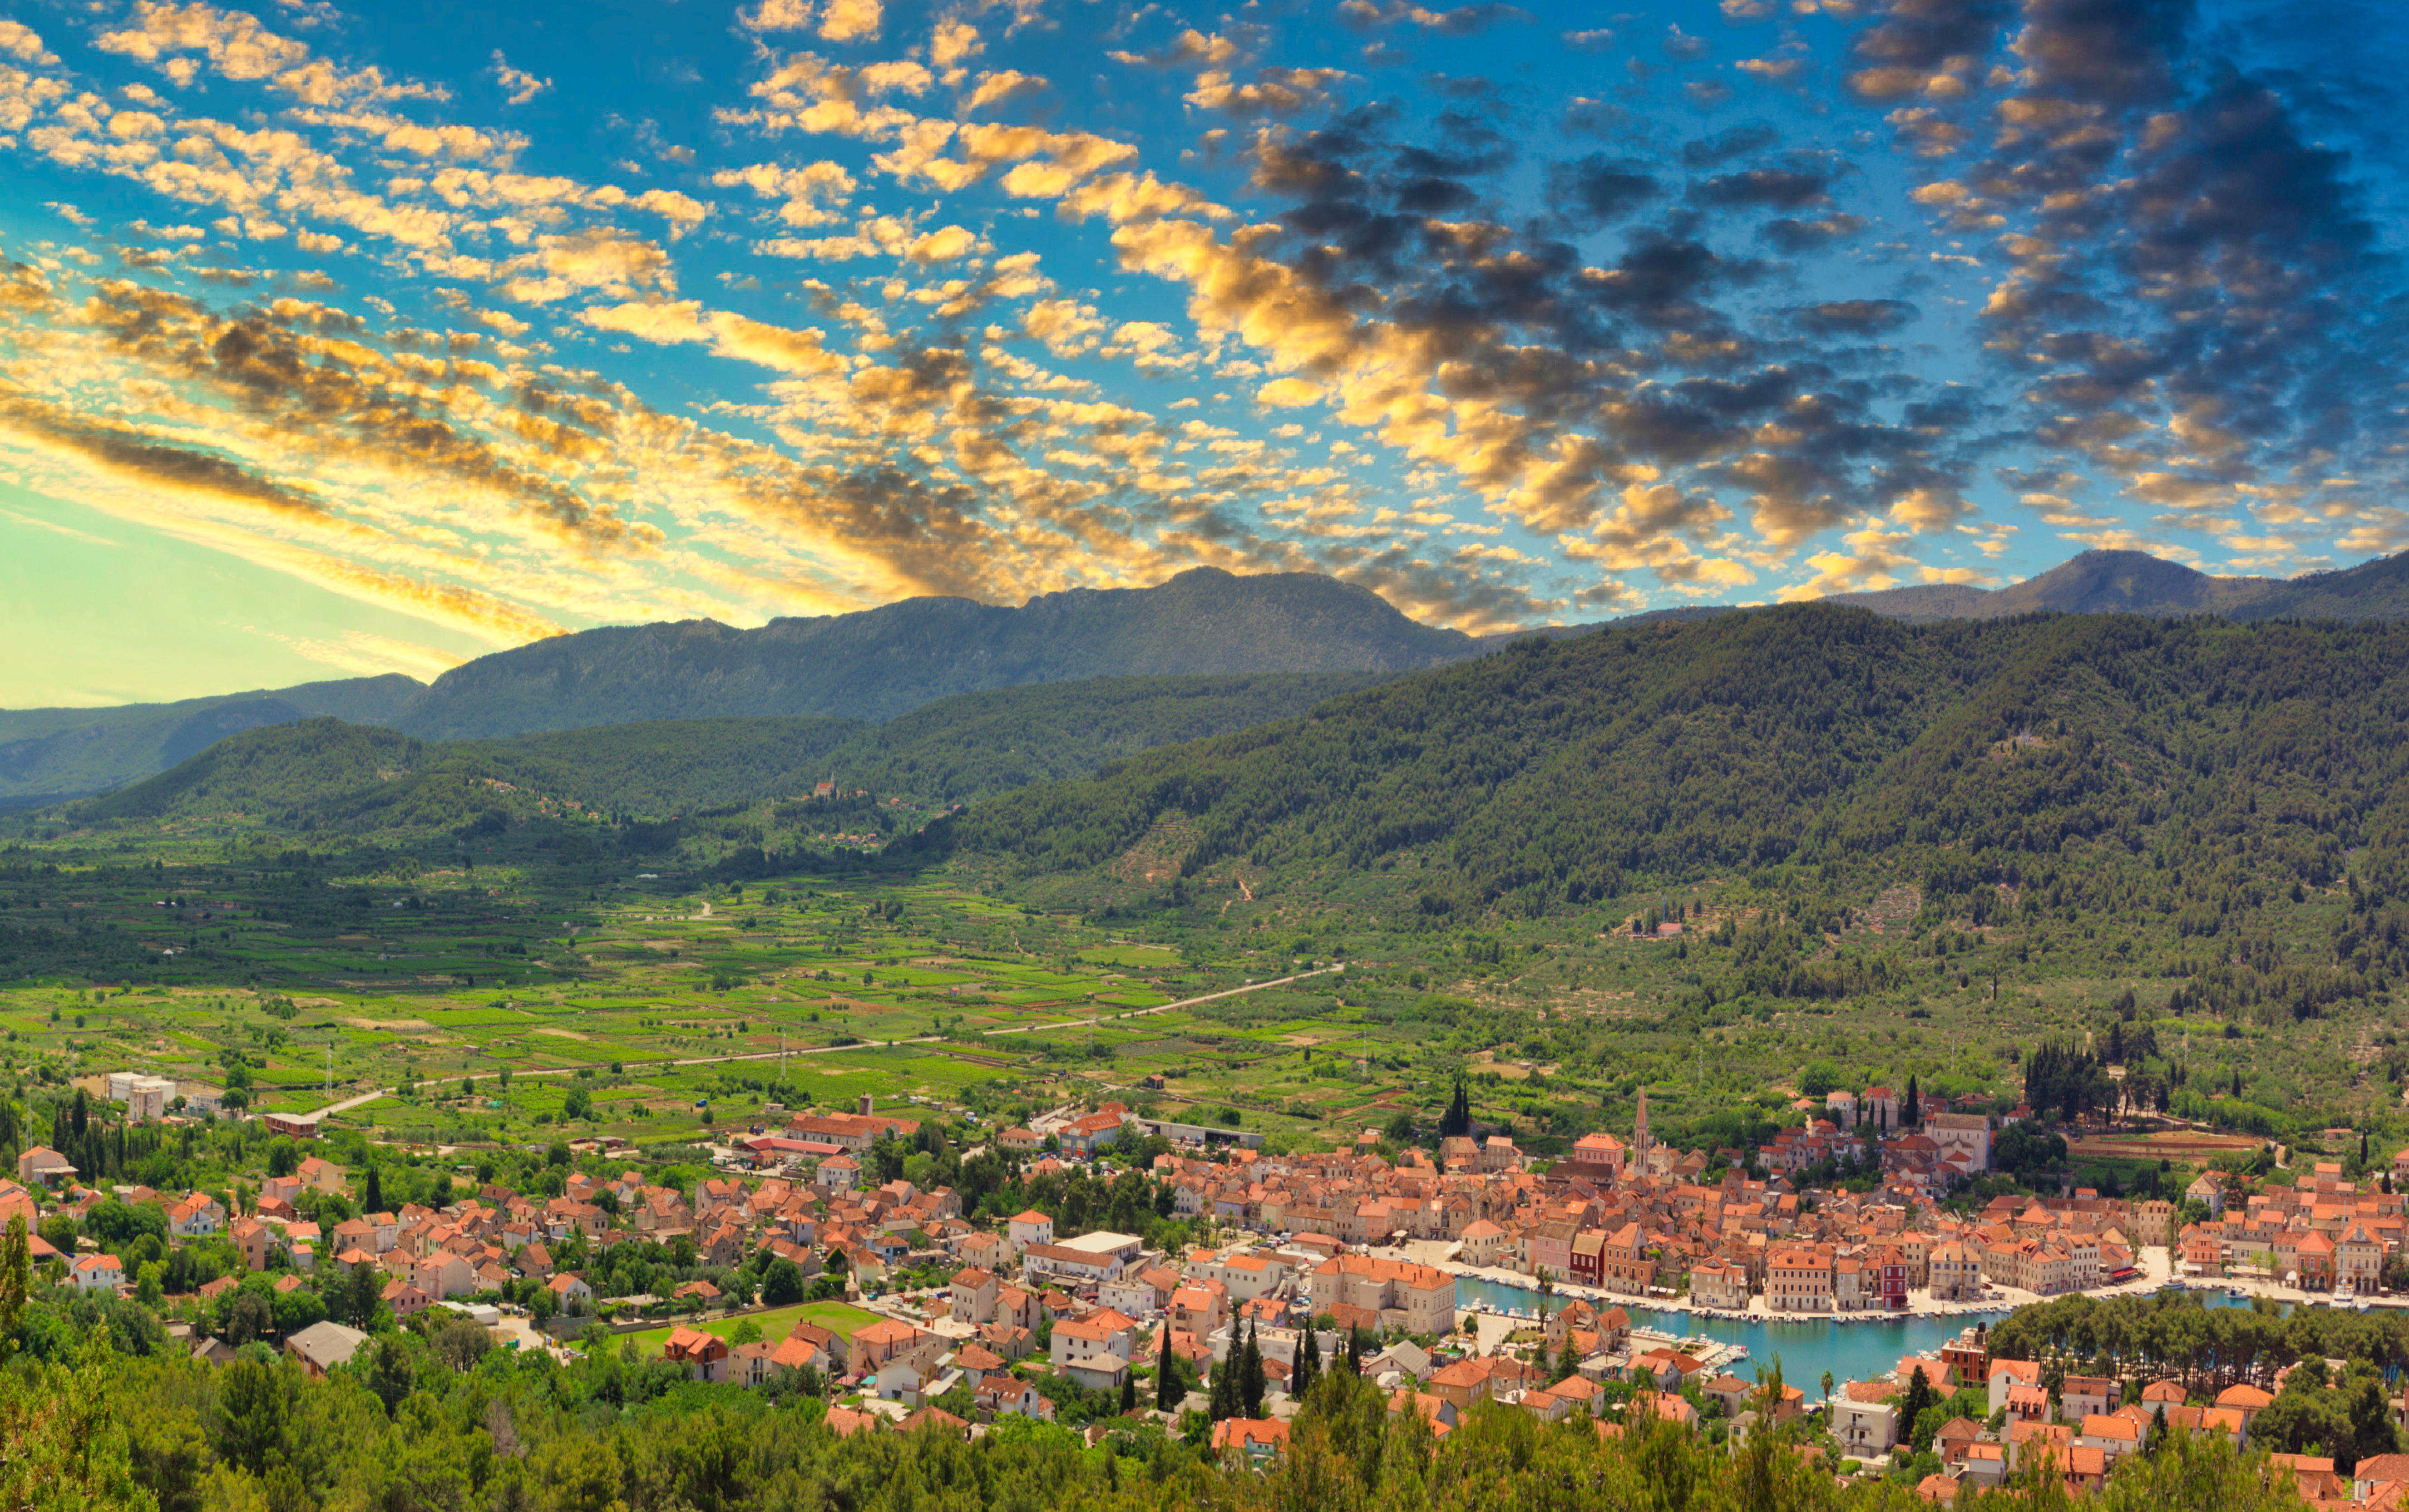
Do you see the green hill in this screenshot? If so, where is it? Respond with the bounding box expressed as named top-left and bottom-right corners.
top-left (73, 669), bottom-right (1396, 828)
top-left (23, 551), bottom-right (2409, 801)
top-left (940, 606), bottom-right (2409, 921)
top-left (0, 674), bottom-right (419, 803)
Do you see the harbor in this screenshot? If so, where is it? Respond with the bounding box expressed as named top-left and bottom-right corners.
top-left (1437, 1269), bottom-right (2284, 1391)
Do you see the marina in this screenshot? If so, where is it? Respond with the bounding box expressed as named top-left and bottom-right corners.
top-left (1446, 1273), bottom-right (2271, 1390)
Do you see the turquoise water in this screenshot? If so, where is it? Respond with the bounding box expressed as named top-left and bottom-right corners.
top-left (1450, 1275), bottom-right (2263, 1389)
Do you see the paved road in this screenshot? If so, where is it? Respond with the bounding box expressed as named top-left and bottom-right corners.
top-left (301, 965), bottom-right (1341, 1121)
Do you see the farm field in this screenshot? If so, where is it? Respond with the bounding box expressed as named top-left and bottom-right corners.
top-left (593, 1300), bottom-right (884, 1360)
top-left (0, 828), bottom-right (1381, 1155)
top-left (5, 745), bottom-right (2405, 1199)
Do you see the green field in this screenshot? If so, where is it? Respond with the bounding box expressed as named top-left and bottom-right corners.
top-left (10, 615), bottom-right (2409, 1196)
top-left (594, 1300), bottom-right (884, 1359)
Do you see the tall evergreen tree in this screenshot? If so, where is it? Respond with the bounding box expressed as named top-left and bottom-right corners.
top-left (1119, 1373), bottom-right (1136, 1414)
top-left (1209, 1348), bottom-right (1237, 1420)
top-left (364, 1166), bottom-right (385, 1215)
top-left (1295, 1323), bottom-right (1319, 1398)
top-left (1155, 1323), bottom-right (1180, 1411)
top-left (1904, 1075), bottom-right (1920, 1127)
top-left (1900, 1365), bottom-right (1935, 1444)
top-left (1239, 1320), bottom-right (1264, 1418)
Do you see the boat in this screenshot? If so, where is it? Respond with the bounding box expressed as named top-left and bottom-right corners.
top-left (2226, 1287), bottom-right (2248, 1300)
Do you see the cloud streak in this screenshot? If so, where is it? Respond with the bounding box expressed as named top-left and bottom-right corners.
top-left (0, 0), bottom-right (2395, 662)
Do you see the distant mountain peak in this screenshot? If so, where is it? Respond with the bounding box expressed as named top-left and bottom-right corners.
top-left (1828, 546), bottom-right (2397, 624)
top-left (392, 566), bottom-right (1478, 740)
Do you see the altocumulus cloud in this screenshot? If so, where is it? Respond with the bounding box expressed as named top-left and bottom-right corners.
top-left (0, 0), bottom-right (2398, 652)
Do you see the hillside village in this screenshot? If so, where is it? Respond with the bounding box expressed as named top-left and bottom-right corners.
top-left (13, 1066), bottom-right (2409, 1498)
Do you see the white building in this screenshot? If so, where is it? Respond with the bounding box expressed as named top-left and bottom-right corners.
top-left (1049, 1314), bottom-right (1133, 1391)
top-left (1923, 1113), bottom-right (1992, 1172)
top-left (129, 1077), bottom-right (176, 1123)
top-left (1833, 1393), bottom-right (1898, 1459)
top-left (1006, 1209), bottom-right (1054, 1258)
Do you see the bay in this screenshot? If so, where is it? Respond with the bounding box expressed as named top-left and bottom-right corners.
top-left (1447, 1274), bottom-right (2269, 1391)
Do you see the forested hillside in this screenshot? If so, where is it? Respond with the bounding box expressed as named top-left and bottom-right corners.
top-left (1833, 547), bottom-right (2409, 624)
top-left (943, 606), bottom-right (2409, 928)
top-left (20, 552), bottom-right (2409, 801)
top-left (0, 674), bottom-right (418, 803)
top-left (71, 670), bottom-right (1394, 827)
top-left (390, 568), bottom-right (1473, 739)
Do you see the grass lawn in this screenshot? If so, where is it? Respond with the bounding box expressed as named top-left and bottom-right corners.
top-left (595, 1299), bottom-right (884, 1358)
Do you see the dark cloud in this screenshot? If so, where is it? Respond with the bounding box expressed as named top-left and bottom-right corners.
top-left (1561, 98), bottom-right (1642, 139)
top-left (1758, 213), bottom-right (1868, 252)
top-left (1662, 25), bottom-right (1711, 61)
top-left (1394, 176), bottom-right (1480, 214)
top-left (1680, 121), bottom-right (1779, 167)
top-left (74, 282), bottom-right (653, 553)
top-left (0, 395), bottom-right (329, 517)
top-left (2014, 0), bottom-right (2189, 109)
top-left (1543, 155), bottom-right (1662, 231)
top-left (1395, 111), bottom-right (1514, 177)
top-left (1690, 160), bottom-right (1837, 210)
top-left (1337, 1), bottom-right (1533, 38)
top-left (1223, 89), bottom-right (1981, 550)
top-left (1889, 0), bottom-right (2405, 504)
top-left (1420, 72), bottom-right (1500, 100)
top-left (1787, 299), bottom-right (1919, 336)
top-left (1845, 0), bottom-right (2010, 100)
top-left (1585, 229), bottom-right (1766, 333)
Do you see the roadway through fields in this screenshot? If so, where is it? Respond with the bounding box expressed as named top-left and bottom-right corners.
top-left (302, 966), bottom-right (1342, 1122)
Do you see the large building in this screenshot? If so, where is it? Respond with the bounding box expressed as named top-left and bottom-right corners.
top-left (1560, 1133), bottom-right (1625, 1184)
top-left (1306, 1255), bottom-right (1456, 1335)
top-left (1923, 1113), bottom-right (1993, 1172)
top-left (1765, 1246), bottom-right (1833, 1312)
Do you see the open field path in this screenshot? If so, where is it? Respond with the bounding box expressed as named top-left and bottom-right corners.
top-left (297, 966), bottom-right (1341, 1121)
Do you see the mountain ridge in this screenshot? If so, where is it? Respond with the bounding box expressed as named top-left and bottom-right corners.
top-left (14, 546), bottom-right (2409, 801)
top-left (386, 566), bottom-right (1479, 740)
top-left (0, 674), bottom-right (420, 805)
top-left (1829, 547), bottom-right (2407, 622)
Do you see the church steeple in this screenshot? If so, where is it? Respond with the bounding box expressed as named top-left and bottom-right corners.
top-left (1634, 1085), bottom-right (1649, 1156)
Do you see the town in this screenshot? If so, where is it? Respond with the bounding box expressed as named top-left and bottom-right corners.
top-left (9, 1063), bottom-right (2409, 1503)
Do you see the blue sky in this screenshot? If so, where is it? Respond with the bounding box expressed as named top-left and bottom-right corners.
top-left (0, 0), bottom-right (2404, 704)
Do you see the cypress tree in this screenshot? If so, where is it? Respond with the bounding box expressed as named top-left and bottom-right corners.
top-left (1155, 1322), bottom-right (1180, 1411)
top-left (1239, 1320), bottom-right (1264, 1418)
top-left (1901, 1365), bottom-right (1935, 1445)
top-left (365, 1166), bottom-right (385, 1215)
top-left (1296, 1323), bottom-right (1319, 1398)
top-left (1119, 1373), bottom-right (1136, 1414)
top-left (1904, 1075), bottom-right (1920, 1127)
top-left (1209, 1347), bottom-right (1237, 1419)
